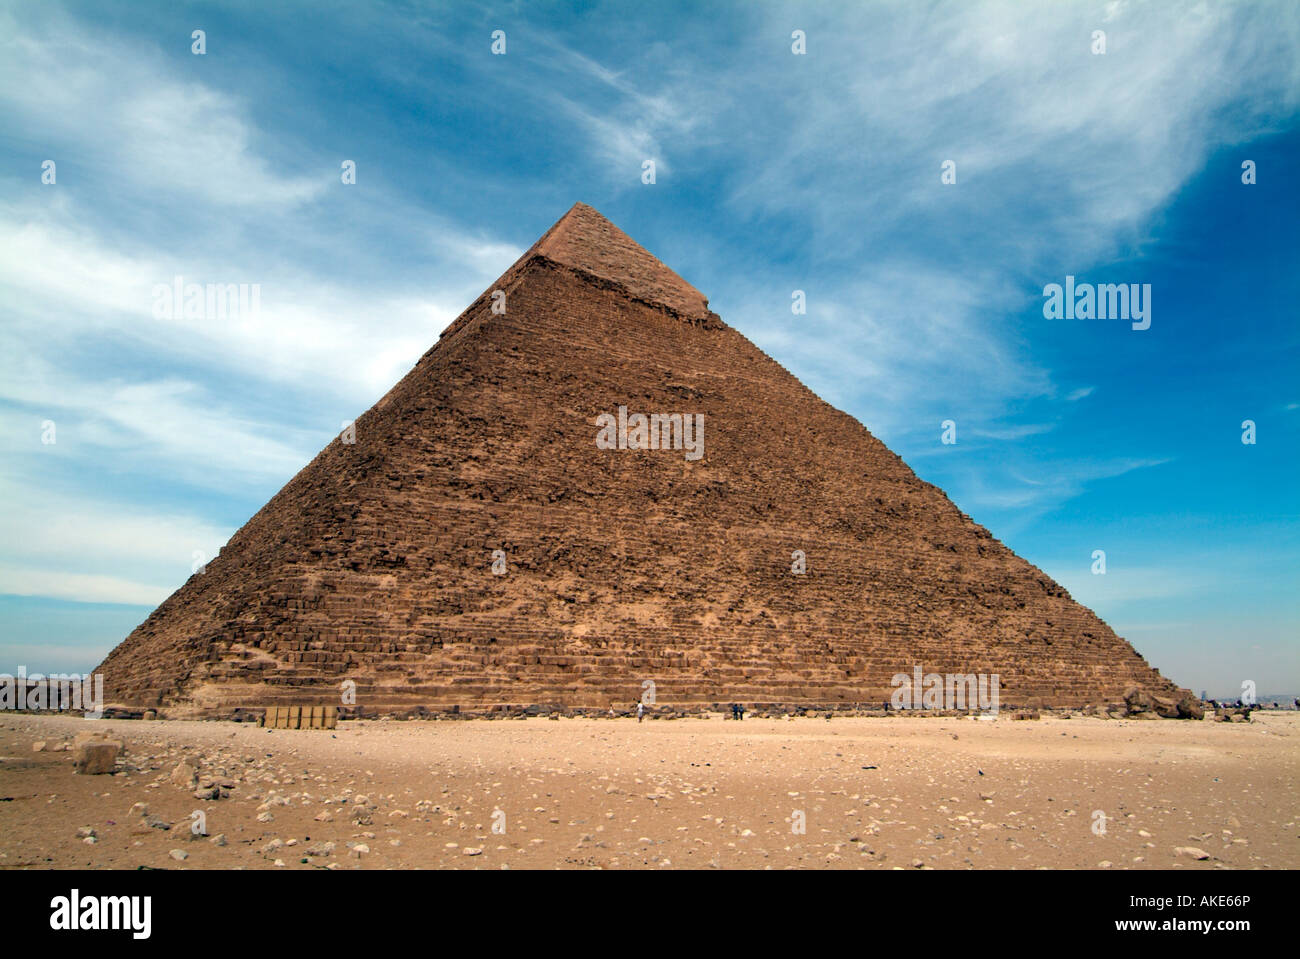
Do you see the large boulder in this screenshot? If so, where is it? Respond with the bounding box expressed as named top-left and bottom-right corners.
top-left (1124, 686), bottom-right (1202, 720)
top-left (1124, 686), bottom-right (1155, 715)
top-left (73, 732), bottom-right (123, 774)
top-left (1151, 695), bottom-right (1180, 719)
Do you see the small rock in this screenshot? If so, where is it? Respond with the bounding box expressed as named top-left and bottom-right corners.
top-left (463, 847), bottom-right (483, 856)
top-left (1175, 846), bottom-right (1211, 861)
top-left (32, 741), bottom-right (46, 752)
top-left (171, 762), bottom-right (198, 789)
top-left (168, 849), bottom-right (188, 862)
top-left (209, 834), bottom-right (227, 846)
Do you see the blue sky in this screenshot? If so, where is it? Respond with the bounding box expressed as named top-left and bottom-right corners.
top-left (1, 0), bottom-right (1296, 699)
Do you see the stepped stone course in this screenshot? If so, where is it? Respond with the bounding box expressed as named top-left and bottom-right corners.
top-left (96, 203), bottom-right (1187, 716)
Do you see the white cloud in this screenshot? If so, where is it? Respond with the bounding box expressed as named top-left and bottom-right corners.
top-left (955, 457), bottom-right (1171, 512)
top-left (0, 11), bottom-right (324, 208)
top-left (0, 376), bottom-right (316, 481)
top-left (1047, 566), bottom-right (1195, 605)
top-left (0, 477), bottom-right (232, 605)
top-left (0, 201), bottom-right (466, 403)
top-left (527, 37), bottom-right (714, 183)
top-left (0, 9), bottom-right (532, 608)
top-left (0, 567), bottom-right (168, 607)
top-left (690, 0), bottom-right (1299, 517)
top-left (739, 263), bottom-right (1052, 445)
top-left (969, 423), bottom-right (1056, 441)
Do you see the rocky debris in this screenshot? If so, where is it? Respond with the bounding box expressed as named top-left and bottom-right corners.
top-left (98, 707), bottom-right (147, 720)
top-left (209, 834), bottom-right (227, 846)
top-left (193, 776), bottom-right (234, 801)
top-left (171, 762), bottom-right (198, 788)
top-left (305, 841), bottom-right (335, 857)
top-left (1174, 846), bottom-right (1211, 860)
top-left (32, 741), bottom-right (46, 752)
top-left (2, 708), bottom-right (1294, 871)
top-left (73, 732), bottom-right (123, 774)
top-left (1215, 706), bottom-right (1254, 723)
top-left (1125, 687), bottom-right (1200, 720)
top-left (168, 849), bottom-right (188, 862)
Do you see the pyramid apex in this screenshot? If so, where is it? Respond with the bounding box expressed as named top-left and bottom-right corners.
top-left (521, 202), bottom-right (712, 321)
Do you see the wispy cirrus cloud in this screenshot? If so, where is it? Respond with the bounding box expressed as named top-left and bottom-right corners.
top-left (954, 456), bottom-right (1172, 512)
top-left (0, 476), bottom-right (231, 606)
top-left (0, 8), bottom-right (325, 208)
top-left (0, 7), bottom-right (528, 607)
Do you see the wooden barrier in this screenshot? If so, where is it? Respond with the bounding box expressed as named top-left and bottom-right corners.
top-left (262, 705), bottom-right (337, 729)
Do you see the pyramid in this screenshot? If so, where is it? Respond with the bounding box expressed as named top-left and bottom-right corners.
top-left (96, 203), bottom-right (1186, 716)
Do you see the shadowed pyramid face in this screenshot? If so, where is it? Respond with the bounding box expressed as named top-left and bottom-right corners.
top-left (96, 204), bottom-right (1185, 716)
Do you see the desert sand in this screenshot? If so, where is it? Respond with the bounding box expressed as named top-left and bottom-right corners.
top-left (0, 711), bottom-right (1295, 870)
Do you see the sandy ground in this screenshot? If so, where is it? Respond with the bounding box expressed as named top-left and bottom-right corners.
top-left (0, 711), bottom-right (1295, 870)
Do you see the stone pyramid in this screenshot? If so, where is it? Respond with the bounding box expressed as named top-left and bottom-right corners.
top-left (96, 203), bottom-right (1185, 716)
